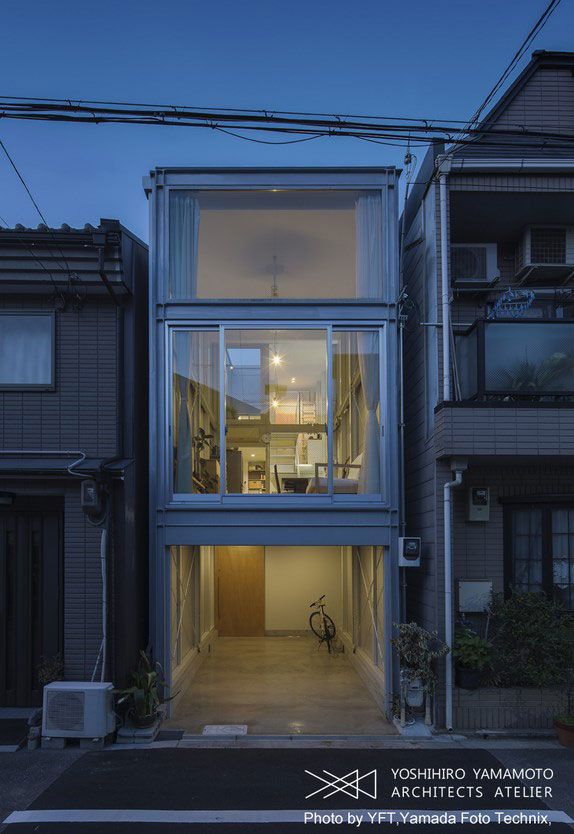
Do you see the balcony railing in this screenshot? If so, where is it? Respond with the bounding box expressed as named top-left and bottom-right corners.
top-left (454, 319), bottom-right (574, 401)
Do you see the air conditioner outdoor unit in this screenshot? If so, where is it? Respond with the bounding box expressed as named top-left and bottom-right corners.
top-left (515, 226), bottom-right (574, 283)
top-left (42, 682), bottom-right (115, 739)
top-left (451, 244), bottom-right (500, 286)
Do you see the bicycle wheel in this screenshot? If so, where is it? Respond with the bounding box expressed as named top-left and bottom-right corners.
top-left (309, 611), bottom-right (336, 641)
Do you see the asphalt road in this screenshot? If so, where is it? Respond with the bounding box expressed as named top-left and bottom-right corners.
top-left (1, 746), bottom-right (573, 833)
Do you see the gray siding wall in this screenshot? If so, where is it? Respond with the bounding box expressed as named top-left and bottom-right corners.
top-left (0, 298), bottom-right (119, 457)
top-left (402, 185), bottom-right (441, 634)
top-left (435, 406), bottom-right (574, 458)
top-left (453, 63), bottom-right (574, 159)
top-left (451, 463), bottom-right (574, 592)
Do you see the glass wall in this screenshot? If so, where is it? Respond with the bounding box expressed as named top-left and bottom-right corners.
top-left (171, 326), bottom-right (383, 499)
top-left (172, 330), bottom-right (220, 494)
top-left (332, 330), bottom-right (381, 495)
top-left (169, 190), bottom-right (384, 300)
top-left (225, 329), bottom-right (327, 494)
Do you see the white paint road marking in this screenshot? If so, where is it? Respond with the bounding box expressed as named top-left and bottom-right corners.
top-left (3, 808), bottom-right (573, 825)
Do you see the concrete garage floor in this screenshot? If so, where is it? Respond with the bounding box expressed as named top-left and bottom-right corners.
top-left (167, 636), bottom-right (396, 735)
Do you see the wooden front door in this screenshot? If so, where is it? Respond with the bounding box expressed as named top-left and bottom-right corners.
top-left (216, 546), bottom-right (265, 636)
top-left (0, 499), bottom-right (63, 707)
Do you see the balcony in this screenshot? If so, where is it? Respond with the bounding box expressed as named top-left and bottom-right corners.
top-left (434, 320), bottom-right (574, 459)
top-left (455, 320), bottom-right (574, 401)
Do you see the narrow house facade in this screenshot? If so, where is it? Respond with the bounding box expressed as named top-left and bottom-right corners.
top-left (0, 220), bottom-right (148, 706)
top-left (145, 168), bottom-right (402, 731)
top-left (402, 51), bottom-right (574, 731)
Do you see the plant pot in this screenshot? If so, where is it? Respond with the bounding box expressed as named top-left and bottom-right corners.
top-left (455, 667), bottom-right (482, 690)
top-left (555, 720), bottom-right (574, 748)
top-left (129, 710), bottom-right (158, 729)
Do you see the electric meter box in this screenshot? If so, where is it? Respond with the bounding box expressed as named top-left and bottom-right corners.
top-left (80, 479), bottom-right (102, 515)
top-left (468, 487), bottom-right (490, 521)
top-left (398, 536), bottom-right (421, 567)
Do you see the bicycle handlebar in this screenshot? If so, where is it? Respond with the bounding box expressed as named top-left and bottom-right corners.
top-left (309, 594), bottom-right (326, 608)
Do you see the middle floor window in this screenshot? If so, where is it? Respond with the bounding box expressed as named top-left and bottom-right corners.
top-left (171, 326), bottom-right (383, 500)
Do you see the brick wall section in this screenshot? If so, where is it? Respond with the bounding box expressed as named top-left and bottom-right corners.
top-left (0, 299), bottom-right (118, 457)
top-left (435, 407), bottom-right (574, 458)
top-left (454, 687), bottom-right (567, 731)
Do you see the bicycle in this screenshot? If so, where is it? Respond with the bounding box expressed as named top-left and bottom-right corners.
top-left (309, 594), bottom-right (337, 653)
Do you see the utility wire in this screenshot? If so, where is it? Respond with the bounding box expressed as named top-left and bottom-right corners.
top-left (463, 0), bottom-right (562, 134)
top-left (0, 136), bottom-right (79, 282)
top-left (1, 97), bottom-right (574, 146)
top-left (0, 210), bottom-right (68, 307)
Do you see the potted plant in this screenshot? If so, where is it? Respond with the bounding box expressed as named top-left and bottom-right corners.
top-left (392, 622), bottom-right (448, 725)
top-left (453, 628), bottom-right (491, 690)
top-left (115, 650), bottom-right (172, 728)
top-left (554, 663), bottom-right (574, 748)
top-left (554, 715), bottom-right (574, 748)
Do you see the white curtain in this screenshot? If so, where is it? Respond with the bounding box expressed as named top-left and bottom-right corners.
top-left (357, 331), bottom-right (381, 494)
top-left (170, 191), bottom-right (200, 297)
top-left (174, 332), bottom-right (198, 493)
top-left (355, 192), bottom-right (384, 299)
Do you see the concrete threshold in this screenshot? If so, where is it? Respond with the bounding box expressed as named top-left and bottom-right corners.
top-left (111, 731), bottom-right (563, 751)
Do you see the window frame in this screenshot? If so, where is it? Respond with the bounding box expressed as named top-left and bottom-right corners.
top-left (164, 182), bottom-right (387, 303)
top-left (503, 499), bottom-right (574, 609)
top-left (168, 321), bottom-right (386, 506)
top-left (0, 311), bottom-right (56, 391)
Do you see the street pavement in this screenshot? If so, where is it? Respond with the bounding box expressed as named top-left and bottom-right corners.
top-left (1, 745), bottom-right (573, 832)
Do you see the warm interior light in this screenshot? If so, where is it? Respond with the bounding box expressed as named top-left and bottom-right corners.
top-left (271, 398), bottom-right (279, 408)
top-left (271, 353), bottom-right (283, 367)
top-left (250, 453), bottom-right (255, 458)
top-left (290, 377), bottom-right (296, 384)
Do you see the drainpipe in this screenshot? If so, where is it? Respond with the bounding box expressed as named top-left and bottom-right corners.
top-left (443, 461), bottom-right (466, 730)
top-left (439, 169), bottom-right (451, 402)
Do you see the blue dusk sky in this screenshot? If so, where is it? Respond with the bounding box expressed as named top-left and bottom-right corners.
top-left (0, 0), bottom-right (572, 241)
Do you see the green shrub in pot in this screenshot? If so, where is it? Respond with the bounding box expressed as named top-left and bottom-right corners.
top-left (453, 628), bottom-right (492, 690)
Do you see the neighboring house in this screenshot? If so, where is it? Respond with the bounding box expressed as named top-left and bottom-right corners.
top-left (402, 51), bottom-right (574, 731)
top-left (144, 168), bottom-right (402, 727)
top-left (0, 220), bottom-right (148, 706)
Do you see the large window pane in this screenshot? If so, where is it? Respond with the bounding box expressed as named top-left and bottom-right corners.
top-left (169, 190), bottom-right (384, 299)
top-left (485, 323), bottom-right (574, 394)
top-left (0, 314), bottom-right (53, 388)
top-left (511, 509), bottom-right (543, 593)
top-left (331, 330), bottom-right (381, 495)
top-left (225, 329), bottom-right (327, 494)
top-left (172, 330), bottom-right (220, 494)
top-left (553, 509), bottom-right (574, 609)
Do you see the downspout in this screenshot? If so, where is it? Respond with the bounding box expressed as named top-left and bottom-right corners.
top-left (439, 169), bottom-right (451, 402)
top-left (443, 466), bottom-right (464, 730)
top-left (437, 156), bottom-right (461, 730)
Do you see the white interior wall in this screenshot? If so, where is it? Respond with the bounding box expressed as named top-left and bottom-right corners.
top-left (264, 546), bottom-right (343, 631)
top-left (200, 545), bottom-right (215, 639)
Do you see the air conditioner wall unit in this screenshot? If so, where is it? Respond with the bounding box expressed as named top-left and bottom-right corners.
top-left (42, 681), bottom-right (115, 739)
top-left (516, 226), bottom-right (574, 277)
top-left (450, 243), bottom-right (500, 285)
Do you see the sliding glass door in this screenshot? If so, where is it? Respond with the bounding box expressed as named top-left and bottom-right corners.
top-left (171, 325), bottom-right (384, 501)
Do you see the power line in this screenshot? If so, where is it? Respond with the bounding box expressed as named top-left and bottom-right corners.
top-left (464, 0), bottom-right (562, 134)
top-left (0, 136), bottom-right (78, 281)
top-left (0, 211), bottom-right (68, 307)
top-left (1, 96), bottom-right (574, 147)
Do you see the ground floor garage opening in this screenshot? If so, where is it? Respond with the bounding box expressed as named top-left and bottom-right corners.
top-left (165, 544), bottom-right (396, 735)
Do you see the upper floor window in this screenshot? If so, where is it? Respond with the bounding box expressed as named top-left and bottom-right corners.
top-left (0, 313), bottom-right (54, 390)
top-left (169, 190), bottom-right (383, 300)
top-left (172, 326), bottom-right (383, 500)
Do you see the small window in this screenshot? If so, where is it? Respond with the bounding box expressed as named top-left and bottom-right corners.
top-left (506, 503), bottom-right (574, 609)
top-left (0, 313), bottom-right (54, 389)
